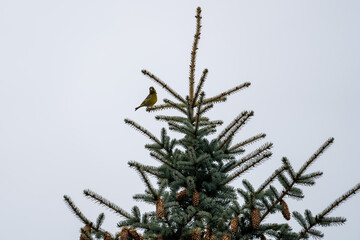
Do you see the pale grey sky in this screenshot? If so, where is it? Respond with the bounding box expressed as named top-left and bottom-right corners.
top-left (0, 1), bottom-right (359, 239)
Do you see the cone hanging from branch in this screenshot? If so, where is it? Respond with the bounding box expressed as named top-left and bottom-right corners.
top-left (104, 233), bottom-right (112, 240)
top-left (222, 234), bottom-right (231, 240)
top-left (204, 226), bottom-right (211, 240)
top-left (251, 208), bottom-right (261, 229)
top-left (80, 224), bottom-right (91, 240)
top-left (193, 190), bottom-right (200, 207)
top-left (128, 228), bottom-right (142, 240)
top-left (156, 198), bottom-right (165, 218)
top-left (230, 216), bottom-right (239, 234)
top-left (191, 231), bottom-right (201, 240)
top-left (119, 227), bottom-right (129, 240)
top-left (176, 188), bottom-right (188, 200)
top-left (281, 200), bottom-right (291, 220)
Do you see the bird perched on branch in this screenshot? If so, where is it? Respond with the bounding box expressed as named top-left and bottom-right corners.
top-left (135, 86), bottom-right (157, 111)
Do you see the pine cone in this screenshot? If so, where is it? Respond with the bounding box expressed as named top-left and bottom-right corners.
top-left (120, 227), bottom-right (129, 240)
top-left (192, 231), bottom-right (201, 240)
top-left (128, 228), bottom-right (141, 240)
top-left (104, 233), bottom-right (112, 240)
top-left (204, 226), bottom-right (211, 240)
top-left (157, 237), bottom-right (163, 240)
top-left (230, 216), bottom-right (239, 234)
top-left (281, 200), bottom-right (290, 220)
top-left (251, 208), bottom-right (261, 229)
top-left (156, 198), bottom-right (165, 218)
top-left (176, 188), bottom-right (188, 200)
top-left (192, 190), bottom-right (200, 207)
top-left (210, 235), bottom-right (217, 240)
top-left (222, 234), bottom-right (231, 240)
top-left (80, 224), bottom-right (91, 240)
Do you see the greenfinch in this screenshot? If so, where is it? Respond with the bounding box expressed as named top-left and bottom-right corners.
top-left (135, 86), bottom-right (157, 111)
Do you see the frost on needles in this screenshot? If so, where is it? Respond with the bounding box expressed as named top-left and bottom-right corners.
top-left (64, 7), bottom-right (360, 240)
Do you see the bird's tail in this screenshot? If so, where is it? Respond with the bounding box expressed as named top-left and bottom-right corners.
top-left (135, 106), bottom-right (141, 111)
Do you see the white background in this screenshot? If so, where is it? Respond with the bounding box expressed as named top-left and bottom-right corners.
top-left (0, 1), bottom-right (359, 239)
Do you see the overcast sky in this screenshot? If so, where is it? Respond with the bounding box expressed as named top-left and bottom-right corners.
top-left (0, 1), bottom-right (359, 239)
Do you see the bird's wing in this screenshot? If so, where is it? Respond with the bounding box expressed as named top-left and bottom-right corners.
top-left (141, 94), bottom-right (152, 105)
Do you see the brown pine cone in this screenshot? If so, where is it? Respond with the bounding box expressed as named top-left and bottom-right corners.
top-left (104, 233), bottom-right (112, 240)
top-left (192, 190), bottom-right (200, 207)
top-left (281, 200), bottom-right (291, 220)
top-left (119, 227), bottom-right (129, 240)
top-left (192, 231), bottom-right (201, 240)
top-left (222, 234), bottom-right (231, 240)
top-left (156, 198), bottom-right (165, 218)
top-left (80, 224), bottom-right (91, 240)
top-left (251, 208), bottom-right (261, 229)
top-left (230, 216), bottom-right (239, 234)
top-left (128, 228), bottom-right (141, 240)
top-left (176, 188), bottom-right (188, 200)
top-left (204, 226), bottom-right (211, 240)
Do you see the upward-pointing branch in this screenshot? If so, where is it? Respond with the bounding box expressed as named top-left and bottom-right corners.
top-left (297, 138), bottom-right (334, 177)
top-left (189, 7), bottom-right (202, 101)
top-left (297, 183), bottom-right (360, 239)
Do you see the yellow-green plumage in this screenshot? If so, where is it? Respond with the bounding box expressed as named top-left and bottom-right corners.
top-left (135, 86), bottom-right (157, 111)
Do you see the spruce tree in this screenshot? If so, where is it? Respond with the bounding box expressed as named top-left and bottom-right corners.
top-left (64, 7), bottom-right (360, 240)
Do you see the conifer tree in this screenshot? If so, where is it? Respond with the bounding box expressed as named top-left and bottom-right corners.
top-left (64, 7), bottom-right (360, 240)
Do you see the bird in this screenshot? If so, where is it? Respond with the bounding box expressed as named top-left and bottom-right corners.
top-left (135, 86), bottom-right (157, 111)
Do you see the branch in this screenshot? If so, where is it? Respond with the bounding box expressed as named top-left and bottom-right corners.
top-left (217, 111), bottom-right (248, 142)
top-left (319, 183), bottom-right (360, 217)
top-left (193, 69), bottom-right (208, 107)
top-left (217, 111), bottom-right (254, 150)
top-left (221, 153), bottom-right (272, 185)
top-left (203, 82), bottom-right (250, 104)
top-left (256, 166), bottom-right (287, 194)
top-left (83, 190), bottom-right (132, 219)
top-left (134, 166), bottom-right (158, 200)
top-left (63, 195), bottom-right (91, 225)
top-left (195, 92), bottom-right (205, 136)
top-left (229, 133), bottom-right (267, 151)
top-left (163, 99), bottom-right (187, 115)
top-left (189, 7), bottom-right (202, 101)
top-left (142, 69), bottom-right (186, 104)
top-left (297, 183), bottom-right (360, 239)
top-left (230, 142), bottom-right (273, 171)
top-left (124, 119), bottom-right (162, 146)
top-left (128, 161), bottom-right (163, 179)
top-left (297, 138), bottom-right (334, 177)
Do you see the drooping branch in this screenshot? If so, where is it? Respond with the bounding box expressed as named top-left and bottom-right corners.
top-left (149, 152), bottom-right (178, 171)
top-left (83, 190), bottom-right (132, 219)
top-left (63, 195), bottom-right (92, 225)
top-left (142, 69), bottom-right (186, 104)
top-left (124, 119), bottom-right (162, 146)
top-left (134, 166), bottom-right (158, 200)
top-left (128, 161), bottom-right (163, 179)
top-left (189, 7), bottom-right (202, 101)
